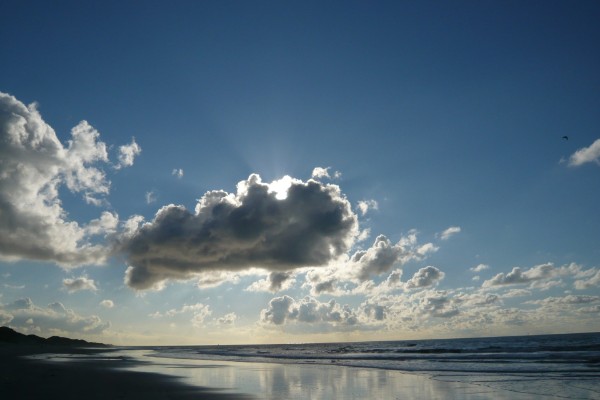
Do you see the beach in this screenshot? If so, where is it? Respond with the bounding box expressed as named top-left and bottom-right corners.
top-left (0, 346), bottom-right (252, 399)
top-left (3, 344), bottom-right (597, 399)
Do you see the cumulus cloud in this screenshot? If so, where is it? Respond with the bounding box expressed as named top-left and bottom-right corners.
top-left (453, 292), bottom-right (499, 307)
top-left (350, 233), bottom-right (437, 282)
top-left (574, 269), bottom-right (600, 290)
top-left (527, 295), bottom-right (600, 307)
top-left (568, 138), bottom-right (600, 166)
top-left (246, 271), bottom-right (296, 293)
top-left (439, 226), bottom-right (461, 240)
top-left (0, 310), bottom-right (13, 325)
top-left (116, 138), bottom-right (141, 169)
top-left (350, 268), bottom-right (405, 297)
top-left (470, 264), bottom-right (490, 273)
top-left (482, 263), bottom-right (587, 288)
top-left (350, 235), bottom-right (406, 282)
top-left (356, 200), bottom-right (378, 216)
top-left (172, 168), bottom-right (184, 178)
top-left (260, 295), bottom-right (357, 326)
top-left (525, 294), bottom-right (600, 310)
top-left (0, 92), bottom-right (134, 267)
top-left (191, 306), bottom-right (212, 327)
top-left (0, 297), bottom-right (109, 335)
top-left (63, 276), bottom-right (98, 293)
top-left (303, 268), bottom-right (344, 296)
top-left (311, 167), bottom-right (341, 180)
top-left (302, 231), bottom-right (437, 297)
top-left (405, 266), bottom-right (445, 289)
top-left (100, 299), bottom-right (114, 308)
top-left (119, 174), bottom-right (358, 290)
top-left (360, 301), bottom-right (387, 321)
top-left (217, 312), bottom-right (237, 325)
top-left (417, 292), bottom-right (459, 318)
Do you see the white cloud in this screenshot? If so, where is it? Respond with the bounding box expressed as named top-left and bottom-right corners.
top-left (260, 295), bottom-right (357, 326)
top-left (501, 289), bottom-right (532, 298)
top-left (0, 297), bottom-right (109, 335)
top-left (350, 233), bottom-right (437, 282)
top-left (0, 310), bottom-right (13, 325)
top-left (85, 211), bottom-right (119, 236)
top-left (417, 291), bottom-right (460, 318)
top-left (311, 167), bottom-right (341, 180)
top-left (360, 301), bottom-right (387, 322)
top-left (63, 276), bottom-right (98, 293)
top-left (574, 269), bottom-right (600, 290)
top-left (529, 279), bottom-right (564, 291)
top-left (100, 299), bottom-right (114, 308)
top-left (439, 226), bottom-right (461, 240)
top-left (3, 284), bottom-right (25, 289)
top-left (357, 228), bottom-right (371, 242)
top-left (145, 190), bottom-right (157, 204)
top-left (303, 268), bottom-right (346, 296)
top-left (150, 302), bottom-right (212, 327)
top-left (527, 295), bottom-right (600, 307)
top-left (405, 266), bottom-right (445, 289)
top-left (191, 305), bottom-right (212, 327)
top-left (0, 92), bottom-right (131, 267)
top-left (568, 138), bottom-right (600, 166)
top-left (120, 173), bottom-right (359, 290)
top-left (356, 200), bottom-right (378, 216)
top-left (482, 263), bottom-right (579, 288)
top-left (302, 230), bottom-right (438, 297)
top-left (350, 235), bottom-right (406, 282)
top-left (217, 312), bottom-right (237, 325)
top-left (116, 138), bottom-right (141, 169)
top-left (470, 264), bottom-right (490, 273)
top-left (172, 168), bottom-right (184, 178)
top-left (453, 292), bottom-right (499, 307)
top-left (351, 269), bottom-right (404, 296)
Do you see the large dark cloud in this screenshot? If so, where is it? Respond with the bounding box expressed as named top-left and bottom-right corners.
top-left (119, 174), bottom-right (358, 289)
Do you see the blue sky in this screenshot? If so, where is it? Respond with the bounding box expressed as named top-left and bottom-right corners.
top-left (1, 1), bottom-right (599, 345)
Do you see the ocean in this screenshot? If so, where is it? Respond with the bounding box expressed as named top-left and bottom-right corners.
top-left (145, 332), bottom-right (600, 399)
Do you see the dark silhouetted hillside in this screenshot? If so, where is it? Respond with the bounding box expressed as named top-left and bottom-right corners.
top-left (0, 326), bottom-right (108, 347)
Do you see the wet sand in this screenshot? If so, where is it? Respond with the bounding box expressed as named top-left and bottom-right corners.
top-left (0, 345), bottom-right (253, 399)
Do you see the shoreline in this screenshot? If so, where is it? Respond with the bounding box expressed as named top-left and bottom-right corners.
top-left (0, 345), bottom-right (254, 399)
top-left (3, 344), bottom-right (597, 399)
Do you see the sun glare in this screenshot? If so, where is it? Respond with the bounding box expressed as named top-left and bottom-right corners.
top-left (268, 175), bottom-right (294, 200)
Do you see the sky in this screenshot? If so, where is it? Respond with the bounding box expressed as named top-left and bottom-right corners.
top-left (1, 0), bottom-right (599, 345)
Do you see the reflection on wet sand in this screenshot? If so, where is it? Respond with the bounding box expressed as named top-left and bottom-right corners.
top-left (121, 350), bottom-right (546, 399)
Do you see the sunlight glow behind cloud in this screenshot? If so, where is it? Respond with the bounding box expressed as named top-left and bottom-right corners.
top-left (119, 173), bottom-right (358, 290)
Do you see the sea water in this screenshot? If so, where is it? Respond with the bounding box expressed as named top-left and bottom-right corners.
top-left (145, 332), bottom-right (600, 399)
